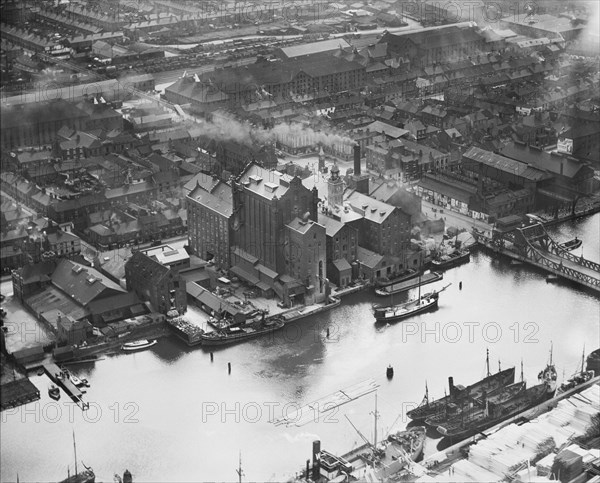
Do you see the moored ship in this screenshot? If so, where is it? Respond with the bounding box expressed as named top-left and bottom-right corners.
top-left (200, 316), bottom-right (284, 347)
top-left (373, 284), bottom-right (450, 323)
top-left (423, 380), bottom-right (526, 429)
top-left (437, 380), bottom-right (555, 441)
top-left (407, 351), bottom-right (515, 422)
top-left (559, 237), bottom-right (582, 251)
top-left (558, 348), bottom-right (596, 395)
top-left (431, 249), bottom-right (470, 270)
top-left (308, 395), bottom-right (426, 481)
top-left (374, 271), bottom-right (443, 296)
top-left (375, 268), bottom-right (419, 288)
top-left (166, 316), bottom-right (205, 346)
top-left (122, 339), bottom-right (157, 352)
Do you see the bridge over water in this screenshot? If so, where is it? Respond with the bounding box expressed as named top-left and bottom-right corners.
top-left (475, 223), bottom-right (600, 293)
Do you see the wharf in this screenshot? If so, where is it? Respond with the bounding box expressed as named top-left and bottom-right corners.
top-left (0, 378), bottom-right (40, 411)
top-left (375, 272), bottom-right (442, 296)
top-left (280, 297), bottom-right (341, 325)
top-left (332, 280), bottom-right (370, 298)
top-left (422, 376), bottom-right (600, 478)
top-left (43, 363), bottom-right (83, 401)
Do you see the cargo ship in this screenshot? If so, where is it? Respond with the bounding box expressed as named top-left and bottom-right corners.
top-left (407, 351), bottom-right (515, 422)
top-left (437, 379), bottom-right (555, 441)
top-left (200, 316), bottom-right (284, 347)
top-left (424, 380), bottom-right (526, 429)
top-left (306, 395), bottom-right (426, 481)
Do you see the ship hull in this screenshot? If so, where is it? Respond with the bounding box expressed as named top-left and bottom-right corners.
top-left (437, 382), bottom-right (554, 441)
top-left (407, 367), bottom-right (516, 422)
top-left (200, 321), bottom-right (284, 347)
top-left (374, 296), bottom-right (438, 323)
top-left (431, 251), bottom-right (470, 271)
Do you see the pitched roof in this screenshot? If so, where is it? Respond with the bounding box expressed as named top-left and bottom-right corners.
top-left (499, 143), bottom-right (588, 179)
top-left (463, 146), bottom-right (550, 181)
top-left (187, 181), bottom-right (233, 218)
top-left (51, 259), bottom-right (126, 307)
top-left (345, 190), bottom-right (395, 224)
top-left (279, 38), bottom-right (351, 58)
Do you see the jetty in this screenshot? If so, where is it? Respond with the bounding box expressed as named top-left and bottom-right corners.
top-left (43, 363), bottom-right (85, 406)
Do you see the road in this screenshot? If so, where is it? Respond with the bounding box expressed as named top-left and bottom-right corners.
top-left (421, 199), bottom-right (493, 236)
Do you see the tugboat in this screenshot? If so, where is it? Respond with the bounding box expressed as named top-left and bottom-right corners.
top-left (48, 384), bottom-right (61, 400)
top-left (407, 350), bottom-right (515, 422)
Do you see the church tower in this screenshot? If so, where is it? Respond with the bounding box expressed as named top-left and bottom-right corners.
top-left (327, 163), bottom-right (344, 212)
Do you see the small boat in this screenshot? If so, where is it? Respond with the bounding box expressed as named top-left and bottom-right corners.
top-left (431, 250), bottom-right (470, 270)
top-left (545, 274), bottom-right (560, 283)
top-left (69, 374), bottom-right (85, 387)
top-left (559, 237), bottom-right (582, 251)
top-left (49, 384), bottom-right (60, 400)
top-left (122, 339), bottom-right (158, 352)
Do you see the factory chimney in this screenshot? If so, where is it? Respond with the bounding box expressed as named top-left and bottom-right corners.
top-left (353, 143), bottom-right (361, 176)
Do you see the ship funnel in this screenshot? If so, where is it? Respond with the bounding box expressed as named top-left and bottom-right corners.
top-left (448, 376), bottom-right (455, 396)
top-left (312, 440), bottom-right (321, 479)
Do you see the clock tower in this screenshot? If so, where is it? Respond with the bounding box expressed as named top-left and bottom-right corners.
top-left (327, 163), bottom-right (344, 212)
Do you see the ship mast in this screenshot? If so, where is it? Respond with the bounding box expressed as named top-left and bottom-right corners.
top-left (72, 430), bottom-right (78, 476)
top-left (236, 451), bottom-right (244, 483)
top-left (581, 346), bottom-right (586, 373)
top-left (486, 349), bottom-right (490, 377)
top-left (371, 393), bottom-right (379, 451)
top-left (521, 359), bottom-right (524, 383)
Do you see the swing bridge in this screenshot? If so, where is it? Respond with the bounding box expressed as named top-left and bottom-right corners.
top-left (474, 223), bottom-right (600, 293)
